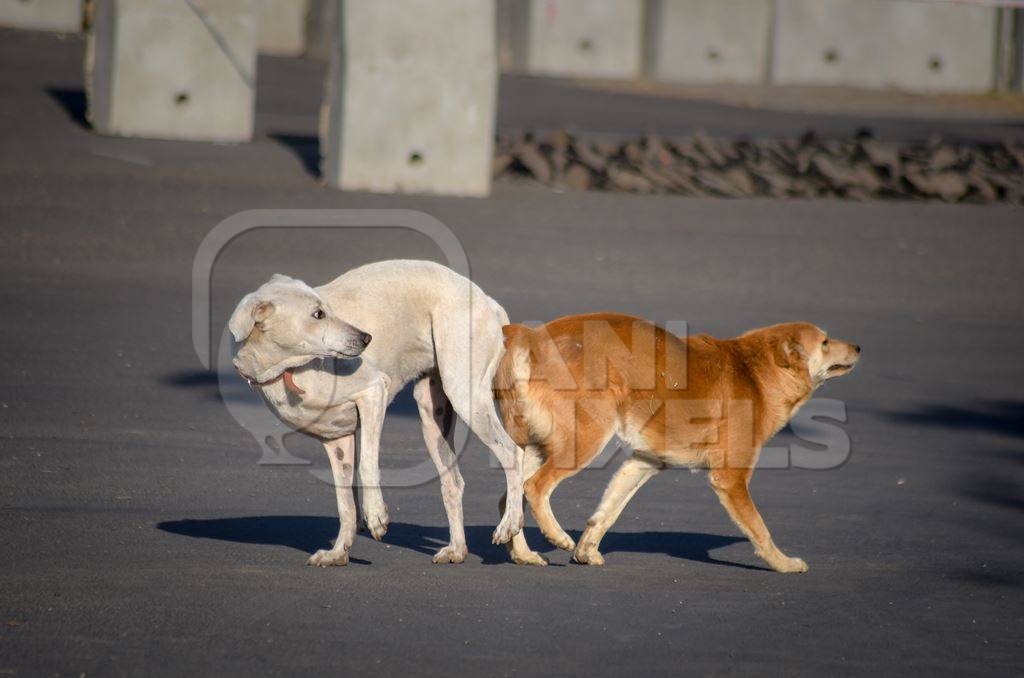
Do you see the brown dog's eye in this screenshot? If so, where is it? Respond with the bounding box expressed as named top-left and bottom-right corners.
top-left (822, 338), bottom-right (829, 351)
top-left (312, 309), bottom-right (325, 320)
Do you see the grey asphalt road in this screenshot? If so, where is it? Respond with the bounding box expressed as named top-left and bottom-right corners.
top-left (1, 29), bottom-right (1023, 677)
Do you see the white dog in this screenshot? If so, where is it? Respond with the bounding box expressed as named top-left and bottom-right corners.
top-left (229, 260), bottom-right (525, 566)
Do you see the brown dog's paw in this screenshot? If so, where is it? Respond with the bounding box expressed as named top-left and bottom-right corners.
top-left (511, 550), bottom-right (549, 566)
top-left (573, 545), bottom-right (605, 566)
top-left (774, 556), bottom-right (808, 573)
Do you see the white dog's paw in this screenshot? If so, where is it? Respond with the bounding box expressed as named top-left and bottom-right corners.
top-left (773, 556), bottom-right (808, 574)
top-left (492, 508), bottom-right (523, 545)
top-left (362, 501), bottom-right (389, 542)
top-left (510, 549), bottom-right (548, 566)
top-left (432, 543), bottom-right (468, 564)
top-left (307, 548), bottom-right (350, 567)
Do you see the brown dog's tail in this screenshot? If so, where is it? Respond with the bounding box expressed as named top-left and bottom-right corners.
top-left (495, 324), bottom-right (532, 398)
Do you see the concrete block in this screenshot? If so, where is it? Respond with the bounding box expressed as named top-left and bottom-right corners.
top-left (304, 0), bottom-right (336, 60)
top-left (0, 0), bottom-right (82, 32)
top-left (320, 0), bottom-right (497, 196)
top-left (647, 0), bottom-right (770, 85)
top-left (885, 2), bottom-right (996, 93)
top-left (524, 0), bottom-right (644, 80)
top-left (497, 0), bottom-right (528, 72)
top-left (86, 0), bottom-right (257, 142)
top-left (256, 0), bottom-right (308, 56)
top-left (773, 0), bottom-right (996, 93)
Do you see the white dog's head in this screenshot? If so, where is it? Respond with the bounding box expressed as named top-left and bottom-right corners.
top-left (229, 274), bottom-right (371, 383)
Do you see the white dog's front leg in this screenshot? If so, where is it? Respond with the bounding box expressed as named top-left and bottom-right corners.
top-left (309, 435), bottom-right (357, 567)
top-left (355, 379), bottom-right (389, 541)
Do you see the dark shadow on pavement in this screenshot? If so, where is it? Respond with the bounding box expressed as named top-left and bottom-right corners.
top-left (159, 369), bottom-right (421, 417)
top-left (270, 133), bottom-right (320, 179)
top-left (46, 87), bottom-right (90, 129)
top-left (157, 516), bottom-right (754, 569)
top-left (884, 399), bottom-right (1024, 439)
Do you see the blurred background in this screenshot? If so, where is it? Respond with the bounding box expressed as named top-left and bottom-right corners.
top-left (1, 2), bottom-right (1022, 676)
top-left (3, 0), bottom-right (1023, 200)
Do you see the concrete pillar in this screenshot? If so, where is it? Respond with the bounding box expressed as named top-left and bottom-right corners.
top-left (320, 0), bottom-right (497, 196)
top-left (256, 0), bottom-right (308, 56)
top-left (497, 0), bottom-right (527, 72)
top-left (773, 0), bottom-right (997, 93)
top-left (522, 0), bottom-right (644, 80)
top-left (86, 0), bottom-right (257, 142)
top-left (304, 0), bottom-right (336, 60)
top-left (646, 0), bottom-right (771, 85)
top-left (0, 0), bottom-right (82, 32)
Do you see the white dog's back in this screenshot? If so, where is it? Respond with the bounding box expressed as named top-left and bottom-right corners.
top-left (318, 260), bottom-right (508, 401)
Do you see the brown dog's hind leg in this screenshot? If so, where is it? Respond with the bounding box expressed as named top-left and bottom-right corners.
top-left (526, 423), bottom-right (613, 552)
top-left (574, 453), bottom-right (662, 565)
top-left (708, 468), bottom-right (808, 573)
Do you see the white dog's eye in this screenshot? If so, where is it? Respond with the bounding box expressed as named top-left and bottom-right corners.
top-left (312, 309), bottom-right (325, 320)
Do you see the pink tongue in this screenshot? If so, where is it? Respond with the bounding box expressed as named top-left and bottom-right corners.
top-left (282, 370), bottom-right (306, 396)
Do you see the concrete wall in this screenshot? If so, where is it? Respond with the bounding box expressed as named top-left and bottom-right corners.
top-left (522, 0), bottom-right (644, 79)
top-left (772, 0), bottom-right (997, 93)
top-left (86, 0), bottom-right (257, 142)
top-left (304, 0), bottom-right (336, 60)
top-left (320, 0), bottom-right (497, 196)
top-left (256, 0), bottom-right (308, 56)
top-left (0, 0), bottom-right (82, 32)
top-left (647, 0), bottom-right (771, 85)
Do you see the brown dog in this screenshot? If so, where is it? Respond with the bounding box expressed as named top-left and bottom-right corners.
top-left (494, 313), bottom-right (859, 571)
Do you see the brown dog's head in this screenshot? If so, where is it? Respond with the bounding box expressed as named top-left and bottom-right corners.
top-left (762, 322), bottom-right (861, 388)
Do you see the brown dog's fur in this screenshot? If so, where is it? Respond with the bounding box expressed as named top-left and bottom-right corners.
top-left (493, 313), bottom-right (859, 571)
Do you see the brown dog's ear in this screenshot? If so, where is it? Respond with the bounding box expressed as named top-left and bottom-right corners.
top-left (772, 336), bottom-right (806, 371)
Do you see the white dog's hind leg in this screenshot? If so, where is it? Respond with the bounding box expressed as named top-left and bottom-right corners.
top-left (309, 435), bottom-right (357, 567)
top-left (504, 444), bottom-right (547, 565)
top-left (434, 308), bottom-right (525, 545)
top-left (413, 373), bottom-right (468, 564)
top-left (436, 346), bottom-right (524, 548)
top-left (355, 379), bottom-right (389, 541)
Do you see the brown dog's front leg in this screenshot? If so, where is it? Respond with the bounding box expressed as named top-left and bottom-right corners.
top-left (574, 454), bottom-right (662, 565)
top-left (709, 470), bottom-right (808, 573)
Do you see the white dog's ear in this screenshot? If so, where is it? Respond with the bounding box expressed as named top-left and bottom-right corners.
top-left (228, 293), bottom-right (276, 343)
top-left (269, 273), bottom-right (295, 284)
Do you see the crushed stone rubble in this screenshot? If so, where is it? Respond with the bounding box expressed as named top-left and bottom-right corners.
top-left (493, 129), bottom-right (1024, 204)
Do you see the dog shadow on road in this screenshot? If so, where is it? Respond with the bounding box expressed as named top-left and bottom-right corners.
top-left (156, 516), bottom-right (756, 569)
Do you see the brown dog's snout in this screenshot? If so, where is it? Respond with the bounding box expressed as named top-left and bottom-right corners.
top-left (853, 344), bottom-right (861, 355)
top-left (360, 332), bottom-right (372, 346)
